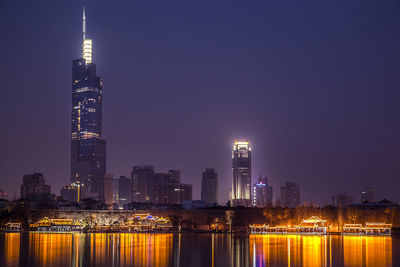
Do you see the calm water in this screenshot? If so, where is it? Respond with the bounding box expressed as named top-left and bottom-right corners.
top-left (0, 233), bottom-right (399, 267)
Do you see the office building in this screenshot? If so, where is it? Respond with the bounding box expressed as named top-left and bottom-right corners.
top-left (153, 183), bottom-right (192, 205)
top-left (112, 178), bottom-right (119, 204)
top-left (361, 187), bottom-right (377, 203)
top-left (168, 169), bottom-right (181, 183)
top-left (253, 176), bottom-right (273, 207)
top-left (130, 165), bottom-right (192, 205)
top-left (201, 168), bottom-right (218, 205)
top-left (70, 8), bottom-right (107, 195)
top-left (131, 165), bottom-right (155, 203)
top-left (0, 189), bottom-right (7, 200)
top-left (331, 193), bottom-right (354, 208)
top-left (152, 170), bottom-right (192, 205)
top-left (118, 176), bottom-right (131, 206)
top-left (280, 182), bottom-right (300, 208)
top-left (232, 140), bottom-right (252, 207)
top-left (61, 181), bottom-right (83, 202)
top-left (20, 173), bottom-right (51, 199)
top-left (89, 174), bottom-right (113, 206)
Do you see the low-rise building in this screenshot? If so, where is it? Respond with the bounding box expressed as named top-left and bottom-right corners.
top-left (29, 217), bottom-right (82, 232)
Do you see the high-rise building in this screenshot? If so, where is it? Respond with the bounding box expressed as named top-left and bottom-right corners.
top-left (361, 187), bottom-right (377, 203)
top-left (70, 8), bottom-right (106, 195)
top-left (112, 178), bottom-right (119, 204)
top-left (20, 173), bottom-right (51, 199)
top-left (280, 182), bottom-right (300, 208)
top-left (201, 168), bottom-right (218, 206)
top-left (152, 183), bottom-right (192, 205)
top-left (152, 170), bottom-right (192, 205)
top-left (118, 176), bottom-right (131, 207)
top-left (154, 183), bottom-right (192, 205)
top-left (253, 176), bottom-right (273, 207)
top-left (168, 169), bottom-right (181, 183)
top-left (131, 165), bottom-right (155, 203)
top-left (130, 166), bottom-right (193, 205)
top-left (232, 140), bottom-right (252, 207)
top-left (90, 174), bottom-right (113, 206)
top-left (331, 193), bottom-right (354, 208)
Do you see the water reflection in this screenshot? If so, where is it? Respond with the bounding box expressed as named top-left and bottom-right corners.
top-left (0, 233), bottom-right (399, 267)
top-left (4, 233), bottom-right (20, 267)
top-left (249, 234), bottom-right (396, 267)
top-left (343, 236), bottom-right (392, 267)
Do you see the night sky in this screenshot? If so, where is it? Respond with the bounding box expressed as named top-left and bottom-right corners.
top-left (1, 0), bottom-right (400, 205)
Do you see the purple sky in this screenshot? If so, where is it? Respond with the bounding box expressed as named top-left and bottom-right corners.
top-left (1, 0), bottom-right (400, 204)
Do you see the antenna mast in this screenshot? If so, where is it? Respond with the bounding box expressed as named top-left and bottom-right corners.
top-left (83, 7), bottom-right (86, 41)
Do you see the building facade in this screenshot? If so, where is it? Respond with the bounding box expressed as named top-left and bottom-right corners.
top-left (154, 183), bottom-right (192, 205)
top-left (152, 170), bottom-right (192, 205)
top-left (118, 176), bottom-right (131, 207)
top-left (253, 176), bottom-right (273, 207)
top-left (331, 193), bottom-right (355, 208)
top-left (89, 174), bottom-right (113, 206)
top-left (60, 181), bottom-right (83, 202)
top-left (0, 189), bottom-right (7, 200)
top-left (361, 187), bottom-right (377, 203)
top-left (232, 140), bottom-right (252, 207)
top-left (130, 166), bottom-right (192, 205)
top-left (21, 173), bottom-right (51, 199)
top-left (70, 9), bottom-right (107, 196)
top-left (201, 168), bottom-right (218, 206)
top-left (280, 182), bottom-right (300, 208)
top-left (131, 165), bottom-right (155, 203)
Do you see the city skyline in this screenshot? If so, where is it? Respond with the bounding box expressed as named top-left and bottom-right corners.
top-left (1, 1), bottom-right (400, 205)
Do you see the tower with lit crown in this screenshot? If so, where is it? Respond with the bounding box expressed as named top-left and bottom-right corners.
top-left (231, 140), bottom-right (252, 207)
top-left (70, 8), bottom-right (106, 193)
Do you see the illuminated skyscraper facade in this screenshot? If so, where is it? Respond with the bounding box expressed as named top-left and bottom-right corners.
top-left (70, 8), bottom-right (106, 193)
top-left (232, 140), bottom-right (252, 207)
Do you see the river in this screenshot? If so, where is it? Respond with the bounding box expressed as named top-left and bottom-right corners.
top-left (1, 233), bottom-right (399, 267)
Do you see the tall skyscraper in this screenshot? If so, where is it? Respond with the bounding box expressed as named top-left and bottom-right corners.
top-left (201, 168), bottom-right (218, 206)
top-left (280, 182), bottom-right (300, 208)
top-left (70, 8), bottom-right (106, 194)
top-left (232, 140), bottom-right (252, 207)
top-left (253, 176), bottom-right (273, 207)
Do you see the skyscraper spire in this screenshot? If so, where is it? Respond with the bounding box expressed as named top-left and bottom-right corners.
top-left (82, 7), bottom-right (86, 41)
top-left (81, 7), bottom-right (92, 64)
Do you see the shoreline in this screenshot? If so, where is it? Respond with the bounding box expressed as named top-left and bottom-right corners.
top-left (1, 231), bottom-right (394, 237)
